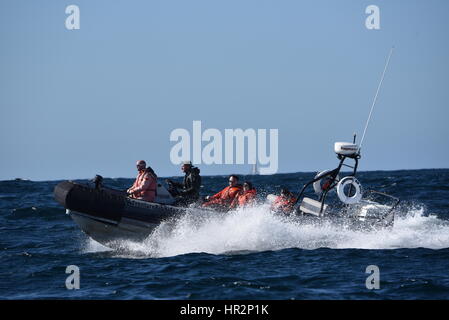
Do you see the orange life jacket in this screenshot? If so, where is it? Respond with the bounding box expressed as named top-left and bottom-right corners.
top-left (130, 170), bottom-right (157, 202)
top-left (203, 185), bottom-right (242, 208)
top-left (271, 195), bottom-right (297, 213)
top-left (230, 189), bottom-right (257, 208)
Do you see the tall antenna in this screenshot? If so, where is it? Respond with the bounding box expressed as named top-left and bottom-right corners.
top-left (358, 47), bottom-right (395, 152)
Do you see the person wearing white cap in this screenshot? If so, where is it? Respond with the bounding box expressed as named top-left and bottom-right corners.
top-left (166, 161), bottom-right (201, 205)
top-left (127, 160), bottom-right (157, 202)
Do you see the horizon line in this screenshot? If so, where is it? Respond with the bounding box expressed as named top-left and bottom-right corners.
top-left (4, 167), bottom-right (449, 183)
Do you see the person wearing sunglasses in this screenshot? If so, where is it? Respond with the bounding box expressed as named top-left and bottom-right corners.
top-left (202, 175), bottom-right (242, 210)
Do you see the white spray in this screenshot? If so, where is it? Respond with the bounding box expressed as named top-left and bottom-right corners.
top-left (83, 203), bottom-right (449, 258)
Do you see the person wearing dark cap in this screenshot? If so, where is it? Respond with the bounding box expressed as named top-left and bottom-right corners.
top-left (166, 161), bottom-right (202, 205)
top-left (271, 187), bottom-right (297, 214)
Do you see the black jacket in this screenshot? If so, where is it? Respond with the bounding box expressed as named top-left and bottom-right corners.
top-left (172, 167), bottom-right (201, 199)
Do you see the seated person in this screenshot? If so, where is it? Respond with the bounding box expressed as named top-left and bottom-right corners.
top-left (127, 160), bottom-right (157, 202)
top-left (166, 161), bottom-right (201, 206)
top-left (271, 187), bottom-right (297, 214)
top-left (202, 175), bottom-right (241, 211)
top-left (230, 181), bottom-right (257, 209)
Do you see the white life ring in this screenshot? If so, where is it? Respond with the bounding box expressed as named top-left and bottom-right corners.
top-left (336, 176), bottom-right (363, 204)
top-left (313, 170), bottom-right (339, 195)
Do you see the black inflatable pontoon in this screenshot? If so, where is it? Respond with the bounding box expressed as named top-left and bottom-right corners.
top-left (54, 180), bottom-right (193, 246)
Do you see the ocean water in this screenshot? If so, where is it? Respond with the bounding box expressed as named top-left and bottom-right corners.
top-left (1, 169), bottom-right (449, 299)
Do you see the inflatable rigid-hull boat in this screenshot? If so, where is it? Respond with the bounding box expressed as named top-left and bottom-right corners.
top-left (54, 181), bottom-right (189, 246)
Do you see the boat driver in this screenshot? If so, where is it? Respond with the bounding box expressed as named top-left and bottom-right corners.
top-left (166, 161), bottom-right (202, 206)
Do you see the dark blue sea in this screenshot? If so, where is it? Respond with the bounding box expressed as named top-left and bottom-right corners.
top-left (1, 169), bottom-right (449, 300)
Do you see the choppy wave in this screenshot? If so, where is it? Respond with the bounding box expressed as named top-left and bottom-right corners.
top-left (3, 170), bottom-right (449, 299)
top-left (83, 203), bottom-right (449, 258)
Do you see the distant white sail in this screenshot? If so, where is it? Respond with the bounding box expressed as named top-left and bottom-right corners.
top-left (251, 163), bottom-right (259, 175)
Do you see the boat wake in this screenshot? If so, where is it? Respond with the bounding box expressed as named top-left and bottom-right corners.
top-left (82, 203), bottom-right (449, 258)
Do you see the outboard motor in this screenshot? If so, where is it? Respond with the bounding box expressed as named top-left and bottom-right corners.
top-left (93, 175), bottom-right (103, 190)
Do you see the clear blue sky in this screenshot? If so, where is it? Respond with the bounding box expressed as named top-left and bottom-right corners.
top-left (1, 0), bottom-right (448, 180)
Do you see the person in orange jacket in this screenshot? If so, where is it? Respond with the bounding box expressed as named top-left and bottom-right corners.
top-left (271, 187), bottom-right (297, 214)
top-left (230, 181), bottom-right (257, 209)
top-left (202, 175), bottom-right (242, 210)
top-left (127, 160), bottom-right (157, 202)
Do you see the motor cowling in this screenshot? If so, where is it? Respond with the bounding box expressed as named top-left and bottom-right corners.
top-left (334, 142), bottom-right (359, 156)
